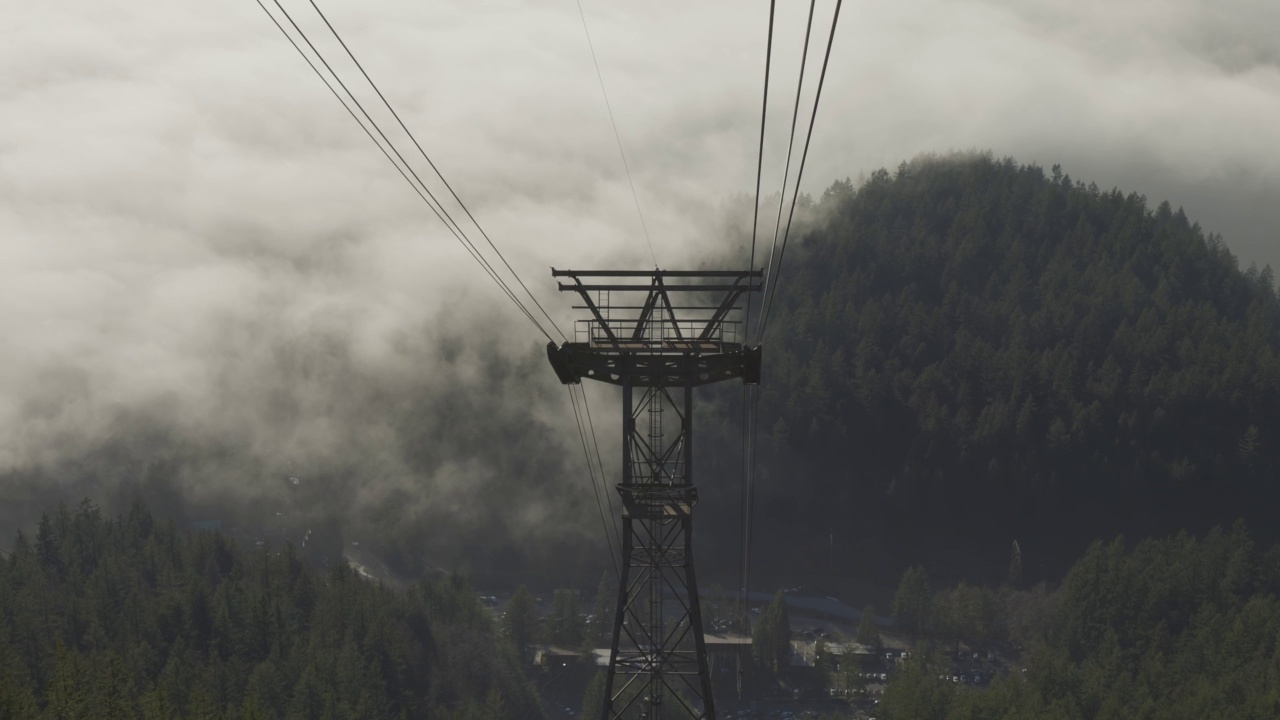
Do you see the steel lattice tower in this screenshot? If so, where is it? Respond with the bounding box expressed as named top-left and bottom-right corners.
top-left (547, 269), bottom-right (762, 720)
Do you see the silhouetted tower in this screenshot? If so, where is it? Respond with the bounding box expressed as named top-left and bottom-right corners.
top-left (547, 269), bottom-right (762, 720)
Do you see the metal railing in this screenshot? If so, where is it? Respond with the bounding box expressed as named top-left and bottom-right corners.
top-left (574, 318), bottom-right (744, 350)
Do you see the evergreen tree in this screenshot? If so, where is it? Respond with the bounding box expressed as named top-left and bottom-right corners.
top-left (548, 589), bottom-right (584, 646)
top-left (751, 590), bottom-right (792, 674)
top-left (581, 671), bottom-right (606, 719)
top-left (592, 570), bottom-right (614, 643)
top-left (880, 647), bottom-right (954, 720)
top-left (892, 565), bottom-right (931, 637)
top-left (504, 584), bottom-right (536, 656)
top-left (857, 604), bottom-right (881, 648)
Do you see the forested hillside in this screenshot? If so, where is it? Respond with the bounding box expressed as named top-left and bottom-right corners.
top-left (883, 523), bottom-right (1280, 719)
top-left (720, 154), bottom-right (1280, 576)
top-left (0, 499), bottom-right (542, 720)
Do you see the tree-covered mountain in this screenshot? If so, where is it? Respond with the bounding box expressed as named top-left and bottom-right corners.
top-left (0, 499), bottom-right (543, 720)
top-left (710, 153), bottom-right (1280, 580)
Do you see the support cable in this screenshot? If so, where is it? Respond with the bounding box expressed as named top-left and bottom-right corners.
top-left (568, 385), bottom-right (621, 580)
top-left (743, 385), bottom-right (761, 620)
top-left (743, 0), bottom-right (844, 640)
top-left (580, 384), bottom-right (621, 541)
top-left (744, 0), bottom-right (777, 336)
top-left (756, 0), bottom-right (843, 344)
top-left (739, 385), bottom-right (752, 631)
top-left (306, 0), bottom-right (567, 342)
top-left (740, 0), bottom-right (777, 633)
top-left (574, 0), bottom-right (658, 268)
top-left (257, 0), bottom-right (556, 342)
top-left (757, 0), bottom-right (818, 344)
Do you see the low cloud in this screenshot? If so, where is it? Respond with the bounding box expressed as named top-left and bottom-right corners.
top-left (2, 0), bottom-right (1278, 578)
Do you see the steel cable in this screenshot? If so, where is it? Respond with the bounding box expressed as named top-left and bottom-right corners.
top-left (574, 0), bottom-right (658, 268)
top-left (740, 0), bottom-right (777, 631)
top-left (580, 385), bottom-right (621, 543)
top-left (306, 0), bottom-right (567, 342)
top-left (258, 0), bottom-right (557, 342)
top-left (569, 385), bottom-right (622, 581)
top-left (755, 0), bottom-right (844, 344)
top-left (756, 0), bottom-right (819, 345)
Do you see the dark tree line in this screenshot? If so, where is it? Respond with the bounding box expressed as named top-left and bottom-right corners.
top-left (882, 523), bottom-right (1280, 719)
top-left (0, 499), bottom-right (543, 719)
top-left (890, 564), bottom-right (1000, 654)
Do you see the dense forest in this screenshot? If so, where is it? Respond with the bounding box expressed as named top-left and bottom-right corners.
top-left (0, 499), bottom-right (542, 719)
top-left (700, 153), bottom-right (1280, 581)
top-left (882, 523), bottom-right (1280, 719)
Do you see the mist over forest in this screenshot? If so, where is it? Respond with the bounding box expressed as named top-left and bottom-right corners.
top-left (7, 0), bottom-right (1280, 599)
top-left (6, 153), bottom-right (1280, 601)
top-left (0, 319), bottom-right (612, 588)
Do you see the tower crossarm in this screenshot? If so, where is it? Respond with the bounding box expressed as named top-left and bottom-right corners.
top-left (546, 269), bottom-right (763, 388)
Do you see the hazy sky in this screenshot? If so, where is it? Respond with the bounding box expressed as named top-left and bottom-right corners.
top-left (3, 0), bottom-right (1279, 554)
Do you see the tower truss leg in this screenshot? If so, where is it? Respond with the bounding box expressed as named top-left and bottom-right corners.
top-left (544, 268), bottom-right (764, 720)
top-left (600, 381), bottom-right (714, 720)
